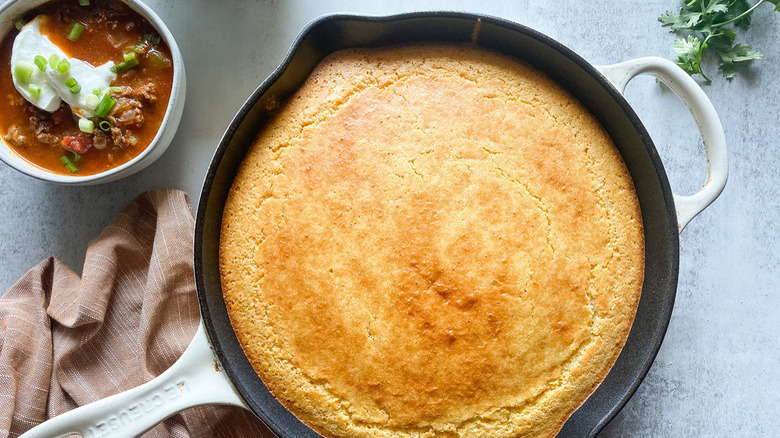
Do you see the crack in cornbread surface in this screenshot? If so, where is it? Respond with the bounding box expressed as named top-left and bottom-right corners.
top-left (219, 44), bottom-right (644, 438)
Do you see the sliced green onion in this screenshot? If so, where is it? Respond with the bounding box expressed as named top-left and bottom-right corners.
top-left (65, 77), bottom-right (81, 93)
top-left (72, 153), bottom-right (81, 162)
top-left (61, 155), bottom-right (78, 173)
top-left (34, 55), bottom-right (47, 71)
top-left (78, 118), bottom-right (94, 133)
top-left (14, 20), bottom-right (25, 31)
top-left (56, 58), bottom-right (70, 74)
top-left (85, 93), bottom-right (99, 108)
top-left (94, 93), bottom-right (116, 118)
top-left (28, 84), bottom-right (41, 98)
top-left (78, 0), bottom-right (90, 6)
top-left (13, 61), bottom-right (33, 83)
top-left (98, 120), bottom-right (111, 132)
top-left (92, 87), bottom-right (102, 95)
top-left (110, 55), bottom-right (139, 74)
top-left (108, 86), bottom-right (122, 93)
top-left (49, 54), bottom-right (60, 69)
top-left (67, 22), bottom-right (85, 41)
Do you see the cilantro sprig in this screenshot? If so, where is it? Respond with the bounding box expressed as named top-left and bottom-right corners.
top-left (660, 0), bottom-right (780, 81)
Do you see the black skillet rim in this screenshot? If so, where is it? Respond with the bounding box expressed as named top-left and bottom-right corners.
top-left (195, 11), bottom-right (680, 438)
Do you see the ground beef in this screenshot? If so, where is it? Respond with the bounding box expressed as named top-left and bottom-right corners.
top-left (93, 2), bottom-right (128, 29)
top-left (29, 113), bottom-right (59, 146)
top-left (3, 126), bottom-right (25, 148)
top-left (109, 126), bottom-right (138, 148)
top-left (22, 103), bottom-right (75, 146)
top-left (102, 84), bottom-right (158, 148)
top-left (105, 95), bottom-right (143, 148)
top-left (7, 94), bottom-right (25, 107)
top-left (7, 76), bottom-right (157, 153)
top-left (108, 97), bottom-right (144, 126)
top-left (118, 83), bottom-right (157, 103)
top-left (51, 105), bottom-right (72, 125)
top-left (93, 130), bottom-right (110, 150)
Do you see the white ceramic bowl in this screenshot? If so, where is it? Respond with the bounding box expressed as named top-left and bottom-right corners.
top-left (0, 0), bottom-right (186, 185)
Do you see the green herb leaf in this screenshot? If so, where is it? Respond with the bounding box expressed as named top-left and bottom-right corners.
top-left (659, 0), bottom-right (779, 81)
top-left (704, 1), bottom-right (729, 15)
top-left (660, 10), bottom-right (703, 30)
top-left (725, 0), bottom-right (754, 29)
top-left (140, 33), bottom-right (161, 49)
top-left (674, 36), bottom-right (710, 81)
top-left (715, 43), bottom-right (764, 78)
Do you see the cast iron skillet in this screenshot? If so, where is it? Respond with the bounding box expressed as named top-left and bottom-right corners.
top-left (21, 12), bottom-right (727, 438)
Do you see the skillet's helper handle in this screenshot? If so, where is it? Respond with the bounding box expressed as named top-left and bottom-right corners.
top-left (19, 322), bottom-right (246, 438)
top-left (596, 57), bottom-right (728, 231)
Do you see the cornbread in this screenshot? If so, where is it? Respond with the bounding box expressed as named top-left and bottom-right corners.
top-left (220, 44), bottom-right (644, 438)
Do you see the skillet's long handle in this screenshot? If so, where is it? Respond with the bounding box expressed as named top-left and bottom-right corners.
top-left (596, 57), bottom-right (728, 232)
top-left (20, 323), bottom-right (247, 438)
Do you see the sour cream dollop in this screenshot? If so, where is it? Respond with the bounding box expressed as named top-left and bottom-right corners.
top-left (11, 17), bottom-right (116, 118)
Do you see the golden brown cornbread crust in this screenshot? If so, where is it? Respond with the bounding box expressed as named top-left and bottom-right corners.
top-left (219, 44), bottom-right (644, 438)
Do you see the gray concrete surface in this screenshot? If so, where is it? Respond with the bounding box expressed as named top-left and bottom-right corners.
top-left (0, 0), bottom-right (777, 436)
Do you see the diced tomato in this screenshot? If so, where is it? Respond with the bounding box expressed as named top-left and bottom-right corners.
top-left (61, 134), bottom-right (92, 154)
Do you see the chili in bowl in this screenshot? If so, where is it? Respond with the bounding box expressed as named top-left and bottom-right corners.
top-left (0, 0), bottom-right (185, 184)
